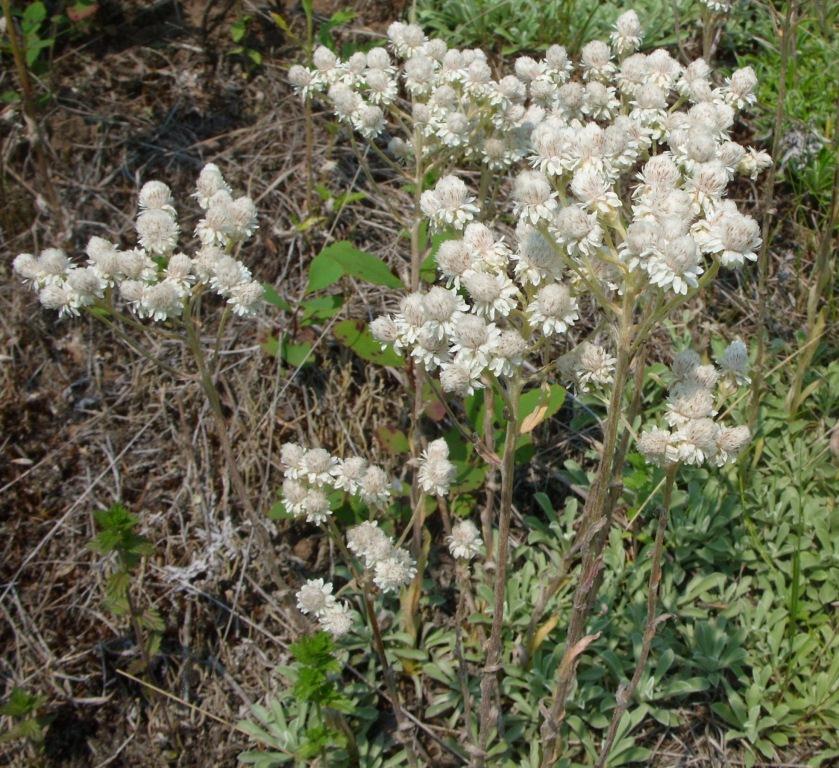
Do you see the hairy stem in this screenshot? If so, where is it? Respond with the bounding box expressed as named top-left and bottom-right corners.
top-left (594, 465), bottom-right (677, 768)
top-left (477, 376), bottom-right (522, 762)
top-left (539, 334), bottom-right (633, 766)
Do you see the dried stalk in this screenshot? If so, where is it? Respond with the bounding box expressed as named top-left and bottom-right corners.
top-left (1, 0), bottom-right (59, 214)
top-left (539, 333), bottom-right (633, 766)
top-left (751, 0), bottom-right (797, 426)
top-left (477, 375), bottom-right (522, 762)
top-left (594, 465), bottom-right (677, 768)
top-left (183, 300), bottom-right (291, 601)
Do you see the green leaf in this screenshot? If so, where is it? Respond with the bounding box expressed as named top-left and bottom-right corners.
top-left (333, 319), bottom-right (404, 367)
top-left (323, 241), bottom-right (404, 288)
top-left (306, 251), bottom-right (345, 293)
top-left (376, 425), bottom-right (410, 455)
top-left (300, 295), bottom-right (343, 322)
top-left (262, 284), bottom-right (290, 311)
top-left (518, 384), bottom-right (565, 433)
top-left (230, 16), bottom-right (249, 42)
top-left (22, 2), bottom-right (47, 30)
top-left (290, 632), bottom-right (339, 670)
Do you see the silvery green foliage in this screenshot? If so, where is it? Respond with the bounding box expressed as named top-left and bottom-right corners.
top-left (13, 164), bottom-right (263, 321)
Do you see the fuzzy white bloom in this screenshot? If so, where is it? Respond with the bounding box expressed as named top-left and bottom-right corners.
top-left (347, 521), bottom-right (392, 567)
top-left (645, 234), bottom-right (703, 295)
top-left (301, 488), bottom-right (332, 525)
top-left (447, 519), bottom-right (482, 560)
top-left (138, 279), bottom-right (185, 321)
top-left (665, 382), bottom-right (716, 427)
top-left (721, 66), bottom-right (757, 110)
top-left (373, 547), bottom-right (417, 593)
top-left (331, 457), bottom-right (368, 494)
top-left (66, 267), bottom-right (105, 307)
top-left (694, 206), bottom-right (761, 267)
top-left (462, 270), bottom-right (519, 319)
top-left (611, 10), bottom-right (642, 55)
top-left (420, 175), bottom-right (479, 230)
top-left (450, 314), bottom-right (500, 368)
top-left (300, 447), bottom-right (339, 487)
top-left (281, 478), bottom-right (308, 516)
top-left (571, 166), bottom-right (621, 213)
top-left (527, 283), bottom-right (579, 336)
top-left (194, 163), bottom-right (231, 209)
top-left (576, 342), bottom-right (617, 391)
top-left (418, 438), bottom-right (456, 496)
top-left (580, 40), bottom-right (615, 82)
top-left (370, 315), bottom-right (401, 350)
top-left (280, 442), bottom-right (304, 474)
top-left (422, 286), bottom-right (469, 340)
top-left (296, 578), bottom-right (334, 615)
top-left (553, 205), bottom-right (603, 257)
top-left (86, 237), bottom-right (123, 283)
top-left (513, 224), bottom-right (564, 286)
top-left (488, 329), bottom-right (527, 378)
top-left (439, 354), bottom-right (485, 396)
top-left (637, 427), bottom-right (679, 466)
top-left (717, 338), bottom-right (750, 384)
top-left (38, 282), bottom-right (77, 318)
top-left (714, 425), bottom-right (750, 465)
top-left (436, 239), bottom-right (474, 288)
top-left (136, 209), bottom-right (179, 255)
top-left (138, 181), bottom-right (176, 216)
top-left (318, 601), bottom-right (354, 637)
top-left (513, 170), bottom-right (557, 225)
top-left (359, 465), bottom-right (392, 505)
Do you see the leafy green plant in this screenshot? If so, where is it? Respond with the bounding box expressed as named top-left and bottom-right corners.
top-left (0, 687), bottom-right (50, 749)
top-left (238, 632), bottom-right (386, 766)
top-left (230, 14), bottom-right (263, 68)
top-left (262, 241), bottom-right (404, 370)
top-left (88, 503), bottom-right (163, 667)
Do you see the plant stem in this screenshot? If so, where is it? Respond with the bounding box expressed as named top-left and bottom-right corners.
top-left (477, 375), bottom-right (522, 762)
top-left (454, 561), bottom-right (477, 753)
top-left (521, 349), bottom-right (646, 667)
top-left (182, 300), bottom-right (291, 601)
top-left (125, 587), bottom-right (153, 674)
top-left (539, 336), bottom-right (633, 766)
top-left (751, 0), bottom-right (797, 427)
top-left (594, 465), bottom-right (677, 768)
top-left (1, 0), bottom-right (59, 215)
top-left (326, 521), bottom-right (420, 767)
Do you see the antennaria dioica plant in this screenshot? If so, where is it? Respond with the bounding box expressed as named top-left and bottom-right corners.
top-left (284, 9), bottom-right (767, 765)
top-left (13, 7), bottom-right (774, 766)
top-left (12, 164), bottom-right (300, 607)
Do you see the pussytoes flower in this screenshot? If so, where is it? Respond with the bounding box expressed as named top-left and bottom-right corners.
top-left (447, 520), bottom-right (482, 560)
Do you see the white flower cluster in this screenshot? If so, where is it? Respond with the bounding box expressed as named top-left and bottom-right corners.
top-left (288, 14), bottom-right (769, 184)
top-left (558, 341), bottom-right (618, 393)
top-left (280, 442), bottom-right (393, 525)
top-left (637, 340), bottom-right (751, 468)
top-left (327, 12), bottom-right (771, 399)
top-left (447, 519), bottom-right (482, 561)
top-left (347, 521), bottom-right (417, 593)
top-left (13, 164), bottom-right (263, 321)
top-left (296, 578), bottom-right (354, 637)
top-left (417, 438), bottom-right (456, 496)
